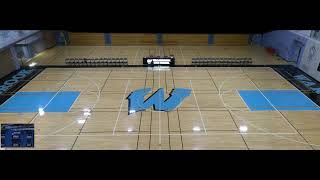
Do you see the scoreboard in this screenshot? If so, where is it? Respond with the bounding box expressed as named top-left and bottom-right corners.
top-left (143, 56), bottom-right (175, 66)
top-left (1, 124), bottom-right (34, 148)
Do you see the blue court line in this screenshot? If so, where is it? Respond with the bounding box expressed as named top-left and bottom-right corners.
top-left (0, 91), bottom-right (80, 113)
top-left (238, 89), bottom-right (320, 111)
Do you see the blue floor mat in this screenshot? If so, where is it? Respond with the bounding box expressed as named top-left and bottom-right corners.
top-left (238, 89), bottom-right (320, 111)
top-left (0, 91), bottom-right (80, 113)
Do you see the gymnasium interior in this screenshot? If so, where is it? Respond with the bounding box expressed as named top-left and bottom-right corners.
top-left (1, 30), bottom-right (320, 150)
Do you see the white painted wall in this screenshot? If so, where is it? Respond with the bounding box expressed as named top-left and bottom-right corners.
top-left (291, 30), bottom-right (311, 37)
top-left (299, 38), bottom-right (320, 81)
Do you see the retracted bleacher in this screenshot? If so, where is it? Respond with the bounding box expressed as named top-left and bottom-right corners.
top-left (192, 57), bottom-right (252, 66)
top-left (65, 57), bottom-right (128, 67)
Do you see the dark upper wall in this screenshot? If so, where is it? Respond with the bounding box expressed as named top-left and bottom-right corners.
top-left (0, 49), bottom-right (20, 79)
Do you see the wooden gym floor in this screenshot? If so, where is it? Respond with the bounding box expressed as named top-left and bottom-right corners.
top-left (1, 65), bottom-right (320, 150)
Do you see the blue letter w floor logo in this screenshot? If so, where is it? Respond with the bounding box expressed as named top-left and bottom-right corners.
top-left (127, 88), bottom-right (191, 114)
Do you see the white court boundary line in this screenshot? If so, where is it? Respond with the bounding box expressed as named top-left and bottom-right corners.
top-left (64, 72), bottom-right (105, 113)
top-left (35, 67), bottom-right (112, 141)
top-left (131, 47), bottom-right (140, 70)
top-left (34, 132), bottom-right (300, 137)
top-left (215, 67), bottom-right (320, 147)
top-left (35, 70), bottom-right (106, 140)
top-left (32, 68), bottom-right (313, 139)
top-left (36, 68), bottom-right (306, 139)
top-left (37, 69), bottom-right (117, 144)
top-left (112, 80), bottom-right (130, 135)
top-left (158, 68), bottom-right (161, 145)
top-left (217, 75), bottom-right (299, 135)
top-left (29, 70), bottom-right (76, 124)
top-left (235, 89), bottom-right (253, 111)
top-left (189, 80), bottom-right (207, 135)
top-left (11, 67), bottom-right (320, 148)
top-left (244, 73), bottom-right (306, 133)
top-left (0, 71), bottom-right (75, 109)
top-left (0, 92), bottom-right (20, 109)
top-left (179, 46), bottom-right (188, 72)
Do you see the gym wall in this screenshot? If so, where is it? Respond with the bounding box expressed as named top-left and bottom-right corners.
top-left (0, 49), bottom-right (20, 79)
top-left (111, 33), bottom-right (157, 45)
top-left (67, 33), bottom-right (249, 46)
top-left (162, 33), bottom-right (208, 45)
top-left (69, 32), bottom-right (105, 46)
top-left (214, 34), bottom-right (249, 45)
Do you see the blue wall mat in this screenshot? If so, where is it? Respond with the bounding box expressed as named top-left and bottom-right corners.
top-left (238, 90), bottom-right (275, 111)
top-left (55, 31), bottom-right (70, 45)
top-left (208, 34), bottom-right (214, 45)
top-left (261, 30), bottom-right (307, 64)
top-left (238, 90), bottom-right (320, 111)
top-left (157, 33), bottom-right (163, 45)
top-left (0, 91), bottom-right (80, 113)
top-left (104, 33), bottom-right (112, 45)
